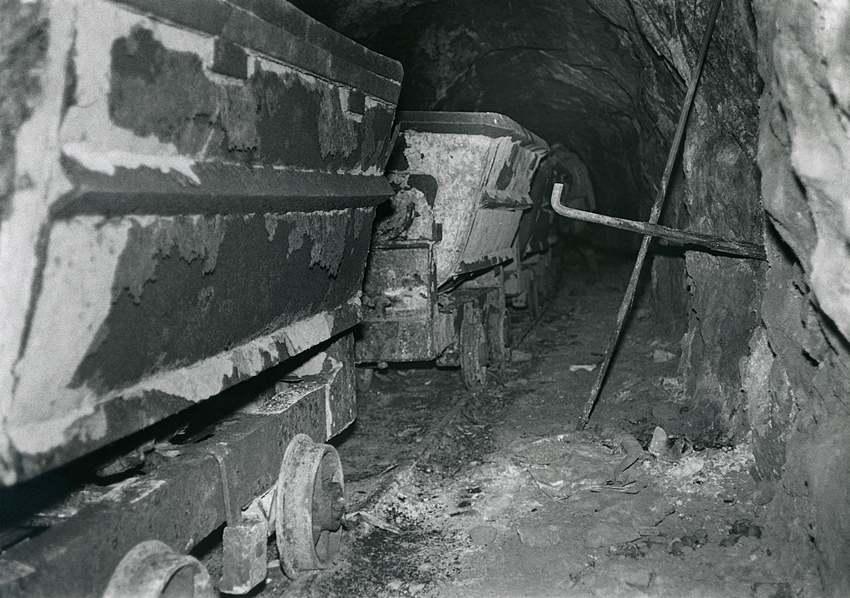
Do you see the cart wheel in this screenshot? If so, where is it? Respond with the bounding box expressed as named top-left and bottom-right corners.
top-left (485, 303), bottom-right (510, 364)
top-left (538, 266), bottom-right (550, 303)
top-left (460, 303), bottom-right (488, 389)
top-left (102, 540), bottom-right (214, 598)
top-left (276, 434), bottom-right (345, 579)
top-left (529, 275), bottom-right (541, 320)
top-left (356, 366), bottom-right (374, 392)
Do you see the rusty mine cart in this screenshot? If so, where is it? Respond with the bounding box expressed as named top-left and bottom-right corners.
top-left (0, 1), bottom-right (401, 596)
top-left (355, 112), bottom-right (549, 389)
top-left (504, 145), bottom-right (595, 318)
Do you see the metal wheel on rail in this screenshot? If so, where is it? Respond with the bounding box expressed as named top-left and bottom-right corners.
top-left (276, 434), bottom-right (345, 579)
top-left (460, 302), bottom-right (488, 389)
top-left (528, 274), bottom-right (541, 320)
top-left (102, 540), bottom-right (215, 598)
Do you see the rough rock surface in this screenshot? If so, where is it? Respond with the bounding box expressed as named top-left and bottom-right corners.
top-left (753, 1), bottom-right (850, 595)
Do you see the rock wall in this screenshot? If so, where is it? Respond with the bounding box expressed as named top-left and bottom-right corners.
top-left (585, 0), bottom-right (765, 447)
top-left (750, 0), bottom-right (850, 594)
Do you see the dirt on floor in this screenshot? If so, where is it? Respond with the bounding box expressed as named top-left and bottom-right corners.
top-left (260, 250), bottom-right (822, 598)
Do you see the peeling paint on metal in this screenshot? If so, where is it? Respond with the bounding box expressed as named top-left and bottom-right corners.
top-left (62, 143), bottom-right (201, 184)
top-left (7, 304), bottom-right (345, 464)
top-left (264, 213), bottom-right (280, 241)
top-left (353, 203), bottom-right (370, 239)
top-left (460, 210), bottom-right (524, 270)
top-left (319, 87), bottom-right (359, 159)
top-left (400, 132), bottom-right (492, 285)
top-left (0, 1), bottom-right (77, 485)
top-left (7, 218), bottom-right (130, 456)
top-left (4, 207), bottom-right (357, 460)
top-left (293, 351), bottom-right (331, 378)
top-left (88, 476), bottom-right (167, 505)
top-left (255, 59), bottom-right (395, 175)
top-left (281, 209), bottom-right (351, 276)
top-left (112, 308), bottom-right (337, 405)
top-left (1, 0), bottom-right (394, 486)
top-left (59, 0), bottom-right (213, 184)
top-left (390, 123), bottom-right (544, 286)
top-left (111, 215), bottom-right (227, 303)
top-left (280, 313), bottom-right (335, 356)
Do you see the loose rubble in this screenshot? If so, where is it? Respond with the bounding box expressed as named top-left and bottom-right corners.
top-left (272, 255), bottom-right (820, 598)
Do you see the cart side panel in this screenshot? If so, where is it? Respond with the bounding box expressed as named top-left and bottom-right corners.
top-left (357, 244), bottom-right (436, 362)
top-left (519, 153), bottom-right (561, 258)
top-left (0, 0), bottom-right (402, 485)
top-left (481, 137), bottom-right (544, 208)
top-left (395, 132), bottom-right (492, 286)
top-left (457, 210), bottom-right (524, 274)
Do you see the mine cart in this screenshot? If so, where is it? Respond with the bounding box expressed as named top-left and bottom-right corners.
top-left (0, 1), bottom-right (401, 596)
top-left (504, 145), bottom-right (594, 317)
top-left (355, 112), bottom-right (548, 388)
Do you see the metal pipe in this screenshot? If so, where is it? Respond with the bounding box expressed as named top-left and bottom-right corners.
top-left (550, 183), bottom-right (766, 260)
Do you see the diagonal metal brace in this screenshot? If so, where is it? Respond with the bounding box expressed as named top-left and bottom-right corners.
top-left (550, 183), bottom-right (765, 261)
top-left (573, 0), bottom-right (725, 432)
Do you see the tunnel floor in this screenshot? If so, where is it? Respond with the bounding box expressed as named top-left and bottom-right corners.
top-left (255, 249), bottom-right (816, 598)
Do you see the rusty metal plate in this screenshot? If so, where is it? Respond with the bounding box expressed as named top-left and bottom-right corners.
top-left (387, 112), bottom-right (548, 287)
top-left (357, 244), bottom-right (437, 362)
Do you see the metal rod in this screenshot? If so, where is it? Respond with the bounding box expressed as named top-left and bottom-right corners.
top-left (550, 185), bottom-right (765, 260)
top-left (574, 0), bottom-right (724, 431)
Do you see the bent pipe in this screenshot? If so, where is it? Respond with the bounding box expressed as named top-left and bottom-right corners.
top-left (550, 183), bottom-right (766, 261)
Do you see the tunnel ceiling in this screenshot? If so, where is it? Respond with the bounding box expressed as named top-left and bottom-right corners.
top-left (290, 0), bottom-right (760, 234)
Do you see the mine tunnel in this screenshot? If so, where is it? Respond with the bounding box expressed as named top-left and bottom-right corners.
top-left (0, 0), bottom-right (848, 596)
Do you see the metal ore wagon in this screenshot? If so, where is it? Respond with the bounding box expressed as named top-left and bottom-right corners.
top-left (0, 0), bottom-right (401, 596)
top-left (504, 145), bottom-right (595, 317)
top-left (355, 112), bottom-right (549, 388)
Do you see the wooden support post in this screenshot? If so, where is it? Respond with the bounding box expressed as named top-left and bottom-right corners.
top-left (550, 184), bottom-right (765, 261)
top-left (574, 0), bottom-right (725, 431)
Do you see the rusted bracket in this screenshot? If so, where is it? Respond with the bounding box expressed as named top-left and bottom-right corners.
top-left (550, 184), bottom-right (766, 260)
top-left (207, 444), bottom-right (269, 595)
top-left (206, 444), bottom-right (240, 526)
